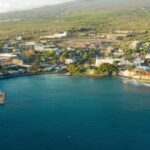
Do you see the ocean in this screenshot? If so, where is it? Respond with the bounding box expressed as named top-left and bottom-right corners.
top-left (0, 75), bottom-right (150, 150)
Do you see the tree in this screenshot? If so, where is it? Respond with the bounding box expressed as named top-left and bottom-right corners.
top-left (125, 65), bottom-right (134, 71)
top-left (29, 63), bottom-right (41, 73)
top-left (96, 63), bottom-right (118, 75)
top-left (67, 64), bottom-right (85, 74)
top-left (144, 59), bottom-right (150, 66)
top-left (124, 49), bottom-right (134, 61)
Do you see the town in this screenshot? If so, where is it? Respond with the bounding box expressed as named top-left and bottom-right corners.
top-left (0, 30), bottom-right (150, 80)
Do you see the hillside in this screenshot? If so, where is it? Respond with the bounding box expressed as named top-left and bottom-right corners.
top-left (1, 0), bottom-right (150, 37)
top-left (1, 0), bottom-right (150, 20)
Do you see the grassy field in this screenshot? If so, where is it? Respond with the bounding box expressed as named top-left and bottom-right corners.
top-left (1, 6), bottom-right (150, 40)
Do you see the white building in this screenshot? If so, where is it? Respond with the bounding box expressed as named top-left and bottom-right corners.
top-left (119, 70), bottom-right (136, 77)
top-left (41, 32), bottom-right (67, 39)
top-left (118, 59), bottom-right (132, 66)
top-left (115, 30), bottom-right (133, 34)
top-left (35, 45), bottom-right (60, 53)
top-left (95, 57), bottom-right (120, 66)
top-left (129, 41), bottom-right (142, 49)
top-left (65, 58), bottom-right (76, 65)
top-left (145, 54), bottom-right (150, 59)
top-left (34, 45), bottom-right (45, 52)
top-left (133, 58), bottom-right (144, 66)
top-left (16, 36), bottom-right (22, 41)
top-left (24, 42), bottom-right (36, 46)
top-left (0, 53), bottom-right (17, 60)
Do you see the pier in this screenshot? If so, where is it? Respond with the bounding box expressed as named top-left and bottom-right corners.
top-left (0, 91), bottom-right (6, 105)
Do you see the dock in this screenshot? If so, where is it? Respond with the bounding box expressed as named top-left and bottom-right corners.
top-left (0, 91), bottom-right (6, 105)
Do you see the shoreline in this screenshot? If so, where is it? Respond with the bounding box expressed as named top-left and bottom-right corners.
top-left (119, 75), bottom-right (150, 83)
top-left (1, 72), bottom-right (150, 83)
top-left (0, 72), bottom-right (54, 80)
top-left (0, 72), bottom-right (108, 80)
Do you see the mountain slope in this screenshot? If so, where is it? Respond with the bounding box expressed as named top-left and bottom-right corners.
top-left (1, 0), bottom-right (150, 37)
top-left (1, 0), bottom-right (150, 20)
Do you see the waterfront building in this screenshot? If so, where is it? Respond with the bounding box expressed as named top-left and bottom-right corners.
top-left (0, 53), bottom-right (17, 60)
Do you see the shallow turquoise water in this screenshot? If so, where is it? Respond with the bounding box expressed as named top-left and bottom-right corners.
top-left (0, 75), bottom-right (150, 150)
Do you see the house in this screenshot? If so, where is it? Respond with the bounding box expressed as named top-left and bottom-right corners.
top-left (11, 59), bottom-right (23, 65)
top-left (25, 42), bottom-right (36, 46)
top-left (16, 36), bottom-right (22, 41)
top-left (114, 48), bottom-right (124, 57)
top-left (114, 30), bottom-right (133, 34)
top-left (106, 47), bottom-right (115, 53)
top-left (0, 53), bottom-right (17, 60)
top-left (19, 42), bottom-right (36, 50)
top-left (34, 45), bottom-right (45, 52)
top-left (8, 70), bottom-right (20, 75)
top-left (137, 66), bottom-right (150, 71)
top-left (65, 58), bottom-right (76, 64)
top-left (131, 53), bottom-right (140, 58)
top-left (35, 44), bottom-right (61, 54)
top-left (41, 32), bottom-right (67, 39)
top-left (118, 59), bottom-right (132, 66)
top-left (95, 57), bottom-right (119, 66)
top-left (119, 70), bottom-right (136, 77)
top-left (133, 58), bottom-right (144, 67)
top-left (129, 41), bottom-right (142, 49)
top-left (40, 40), bottom-right (47, 44)
top-left (120, 70), bottom-right (150, 80)
top-left (145, 54), bottom-right (150, 59)
top-left (2, 46), bottom-right (14, 52)
top-left (107, 32), bottom-right (133, 40)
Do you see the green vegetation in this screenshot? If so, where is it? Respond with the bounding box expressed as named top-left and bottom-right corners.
top-left (1, 0), bottom-right (150, 39)
top-left (67, 64), bottom-right (85, 75)
top-left (95, 63), bottom-right (119, 75)
top-left (66, 63), bottom-right (119, 76)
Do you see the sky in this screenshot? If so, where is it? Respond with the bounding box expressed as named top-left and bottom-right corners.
top-left (0, 0), bottom-right (75, 13)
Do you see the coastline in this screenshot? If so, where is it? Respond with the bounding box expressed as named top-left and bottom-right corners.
top-left (1, 72), bottom-right (150, 83)
top-left (0, 72), bottom-right (54, 80)
top-left (0, 72), bottom-right (108, 80)
top-left (119, 75), bottom-right (150, 83)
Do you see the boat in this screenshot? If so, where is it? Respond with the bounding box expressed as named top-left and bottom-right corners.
top-left (0, 91), bottom-right (6, 105)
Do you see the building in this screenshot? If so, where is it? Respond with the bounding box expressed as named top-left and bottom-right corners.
top-left (95, 57), bottom-right (119, 66)
top-left (118, 59), bottom-right (132, 66)
top-left (119, 70), bottom-right (136, 77)
top-left (114, 30), bottom-right (133, 34)
top-left (2, 46), bottom-right (14, 52)
top-left (0, 53), bottom-right (17, 60)
top-left (25, 42), bottom-right (36, 46)
top-left (129, 41), bottom-right (142, 49)
top-left (120, 70), bottom-right (150, 80)
top-left (11, 59), bottom-right (23, 65)
top-left (133, 58), bottom-right (144, 67)
top-left (65, 58), bottom-right (76, 64)
top-left (34, 45), bottom-right (45, 52)
top-left (145, 54), bottom-right (150, 59)
top-left (41, 32), bottom-right (67, 39)
top-left (16, 36), bottom-right (22, 41)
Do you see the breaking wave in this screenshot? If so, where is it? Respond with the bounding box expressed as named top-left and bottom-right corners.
top-left (122, 78), bottom-right (150, 87)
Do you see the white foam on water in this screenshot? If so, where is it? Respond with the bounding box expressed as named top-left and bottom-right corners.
top-left (121, 78), bottom-right (150, 88)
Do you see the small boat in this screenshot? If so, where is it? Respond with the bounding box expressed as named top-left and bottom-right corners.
top-left (0, 91), bottom-right (6, 105)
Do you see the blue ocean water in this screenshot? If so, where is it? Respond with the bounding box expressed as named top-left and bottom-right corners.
top-left (0, 75), bottom-right (150, 150)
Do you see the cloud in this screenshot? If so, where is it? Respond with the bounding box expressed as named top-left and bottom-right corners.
top-left (0, 0), bottom-right (75, 13)
top-left (0, 2), bottom-right (11, 12)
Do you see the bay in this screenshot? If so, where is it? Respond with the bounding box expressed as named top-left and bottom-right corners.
top-left (0, 75), bottom-right (150, 150)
